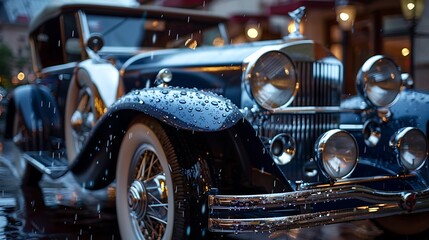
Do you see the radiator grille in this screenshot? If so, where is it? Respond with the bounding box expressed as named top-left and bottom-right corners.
top-left (262, 60), bottom-right (343, 182)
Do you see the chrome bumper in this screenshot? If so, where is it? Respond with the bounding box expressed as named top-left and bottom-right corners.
top-left (208, 183), bottom-right (429, 233)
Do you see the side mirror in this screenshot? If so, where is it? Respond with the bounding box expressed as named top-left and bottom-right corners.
top-left (86, 34), bottom-right (104, 53)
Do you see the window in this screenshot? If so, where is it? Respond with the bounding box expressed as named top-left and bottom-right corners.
top-left (32, 17), bottom-right (64, 68)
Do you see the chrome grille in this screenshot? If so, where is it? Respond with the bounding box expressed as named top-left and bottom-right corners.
top-left (262, 60), bottom-right (343, 182)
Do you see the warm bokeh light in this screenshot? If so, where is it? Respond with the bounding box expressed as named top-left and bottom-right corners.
top-left (402, 47), bottom-right (410, 56)
top-left (17, 72), bottom-right (25, 81)
top-left (336, 5), bottom-right (356, 30)
top-left (212, 37), bottom-right (225, 46)
top-left (339, 12), bottom-right (350, 21)
top-left (401, 0), bottom-right (425, 20)
top-left (246, 27), bottom-right (259, 39)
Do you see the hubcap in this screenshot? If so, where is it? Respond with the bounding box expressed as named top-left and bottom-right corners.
top-left (129, 148), bottom-right (169, 238)
top-left (128, 180), bottom-right (148, 220)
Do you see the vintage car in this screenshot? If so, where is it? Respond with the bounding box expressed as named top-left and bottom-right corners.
top-left (4, 0), bottom-right (429, 239)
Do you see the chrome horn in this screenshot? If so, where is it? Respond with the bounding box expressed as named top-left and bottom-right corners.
top-left (269, 134), bottom-right (296, 165)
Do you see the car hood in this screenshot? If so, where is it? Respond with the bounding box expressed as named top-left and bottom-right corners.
top-left (121, 40), bottom-right (290, 70)
top-left (121, 39), bottom-right (332, 72)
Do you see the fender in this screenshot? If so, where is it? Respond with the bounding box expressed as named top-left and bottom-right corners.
top-left (70, 87), bottom-right (292, 192)
top-left (76, 59), bottom-right (120, 107)
top-left (5, 85), bottom-right (61, 150)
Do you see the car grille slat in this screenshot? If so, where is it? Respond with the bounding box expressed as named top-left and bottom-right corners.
top-left (262, 60), bottom-right (342, 182)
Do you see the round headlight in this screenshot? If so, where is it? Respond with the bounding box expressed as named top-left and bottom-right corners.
top-left (356, 55), bottom-right (402, 107)
top-left (390, 127), bottom-right (428, 171)
top-left (315, 129), bottom-right (359, 179)
top-left (245, 51), bottom-right (298, 110)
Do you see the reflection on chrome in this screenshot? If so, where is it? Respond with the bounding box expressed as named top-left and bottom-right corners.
top-left (208, 183), bottom-right (429, 233)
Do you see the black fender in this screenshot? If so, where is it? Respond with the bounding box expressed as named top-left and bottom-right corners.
top-left (70, 87), bottom-right (292, 193)
top-left (5, 85), bottom-right (61, 150)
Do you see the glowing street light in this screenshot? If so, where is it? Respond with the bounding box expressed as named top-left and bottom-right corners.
top-left (400, 0), bottom-right (425, 78)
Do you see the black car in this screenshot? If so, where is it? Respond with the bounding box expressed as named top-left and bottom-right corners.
top-left (4, 0), bottom-right (429, 239)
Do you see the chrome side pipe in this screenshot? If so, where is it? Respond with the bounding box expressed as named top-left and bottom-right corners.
top-left (208, 184), bottom-right (429, 233)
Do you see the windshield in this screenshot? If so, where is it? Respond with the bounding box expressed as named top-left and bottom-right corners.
top-left (86, 14), bottom-right (225, 49)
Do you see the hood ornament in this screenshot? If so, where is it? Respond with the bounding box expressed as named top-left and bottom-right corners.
top-left (286, 6), bottom-right (305, 39)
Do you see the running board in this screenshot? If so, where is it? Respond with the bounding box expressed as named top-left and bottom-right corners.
top-left (22, 151), bottom-right (69, 179)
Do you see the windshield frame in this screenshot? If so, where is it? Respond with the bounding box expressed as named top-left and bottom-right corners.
top-left (78, 9), bottom-right (229, 56)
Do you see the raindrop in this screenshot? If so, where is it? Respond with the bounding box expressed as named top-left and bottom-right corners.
top-left (186, 226), bottom-right (191, 236)
top-left (152, 33), bottom-right (157, 44)
top-left (179, 99), bottom-right (186, 104)
top-left (201, 203), bottom-right (206, 214)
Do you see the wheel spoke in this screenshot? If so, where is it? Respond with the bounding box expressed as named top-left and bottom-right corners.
top-left (142, 215), bottom-right (165, 239)
top-left (146, 153), bottom-right (158, 178)
top-left (136, 151), bottom-right (149, 179)
top-left (147, 192), bottom-right (166, 207)
top-left (147, 214), bottom-right (168, 225)
top-left (144, 172), bottom-right (164, 183)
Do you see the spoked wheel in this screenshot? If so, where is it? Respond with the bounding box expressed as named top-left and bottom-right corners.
top-left (71, 87), bottom-right (95, 150)
top-left (65, 75), bottom-right (98, 162)
top-left (116, 116), bottom-right (209, 239)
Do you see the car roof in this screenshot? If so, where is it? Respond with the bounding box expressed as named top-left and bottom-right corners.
top-left (29, 0), bottom-right (227, 34)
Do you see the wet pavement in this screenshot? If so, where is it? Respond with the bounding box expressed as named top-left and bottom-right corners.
top-left (0, 140), bottom-right (120, 239)
top-left (0, 138), bottom-right (428, 240)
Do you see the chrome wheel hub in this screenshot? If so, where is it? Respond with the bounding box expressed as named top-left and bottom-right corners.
top-left (128, 179), bottom-right (148, 220)
top-left (128, 147), bottom-right (169, 238)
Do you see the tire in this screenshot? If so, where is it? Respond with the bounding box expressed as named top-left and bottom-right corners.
top-left (116, 116), bottom-right (209, 239)
top-left (64, 73), bottom-right (98, 163)
top-left (12, 110), bottom-right (43, 186)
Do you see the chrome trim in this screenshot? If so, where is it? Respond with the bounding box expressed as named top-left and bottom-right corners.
top-left (268, 106), bottom-right (364, 114)
top-left (209, 202), bottom-right (429, 233)
top-left (22, 153), bottom-right (52, 175)
top-left (340, 124), bottom-right (364, 131)
top-left (208, 182), bottom-right (429, 233)
top-left (300, 174), bottom-right (416, 189)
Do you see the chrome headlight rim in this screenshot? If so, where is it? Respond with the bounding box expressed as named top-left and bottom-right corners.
top-left (244, 50), bottom-right (299, 111)
top-left (314, 129), bottom-right (359, 180)
top-left (390, 127), bottom-right (428, 172)
top-left (356, 55), bottom-right (402, 108)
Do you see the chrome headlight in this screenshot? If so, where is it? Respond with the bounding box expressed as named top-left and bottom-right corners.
top-left (390, 127), bottom-right (428, 171)
top-left (356, 55), bottom-right (402, 107)
top-left (315, 129), bottom-right (358, 179)
top-left (244, 50), bottom-right (298, 110)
